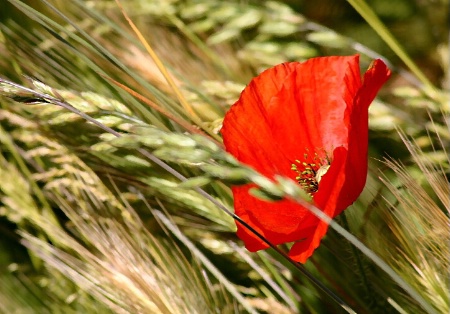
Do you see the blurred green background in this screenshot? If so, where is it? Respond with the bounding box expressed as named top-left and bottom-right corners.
top-left (0, 1), bottom-right (448, 313)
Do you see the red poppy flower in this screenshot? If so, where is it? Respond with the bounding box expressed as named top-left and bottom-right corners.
top-left (221, 55), bottom-right (391, 263)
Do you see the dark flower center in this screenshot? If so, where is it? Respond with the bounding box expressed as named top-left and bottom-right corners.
top-left (291, 153), bottom-right (330, 195)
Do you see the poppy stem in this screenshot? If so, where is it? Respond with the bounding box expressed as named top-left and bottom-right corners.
top-left (341, 212), bottom-right (375, 307)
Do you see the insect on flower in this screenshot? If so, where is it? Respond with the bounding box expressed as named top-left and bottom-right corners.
top-left (221, 55), bottom-right (391, 263)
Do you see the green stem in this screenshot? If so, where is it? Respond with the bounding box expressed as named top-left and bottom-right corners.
top-left (341, 212), bottom-right (373, 305)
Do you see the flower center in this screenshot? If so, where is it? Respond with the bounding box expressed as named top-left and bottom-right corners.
top-left (291, 153), bottom-right (330, 195)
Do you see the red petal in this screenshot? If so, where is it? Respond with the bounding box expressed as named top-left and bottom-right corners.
top-left (267, 56), bottom-right (362, 160)
top-left (357, 59), bottom-right (392, 109)
top-left (222, 56), bottom-right (364, 178)
top-left (336, 59), bottom-right (392, 213)
top-left (221, 62), bottom-right (299, 178)
top-left (289, 221), bottom-right (330, 263)
top-left (232, 185), bottom-right (319, 251)
top-left (222, 63), bottom-right (314, 248)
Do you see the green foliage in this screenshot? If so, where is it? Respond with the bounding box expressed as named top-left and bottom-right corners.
top-left (0, 0), bottom-right (448, 313)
